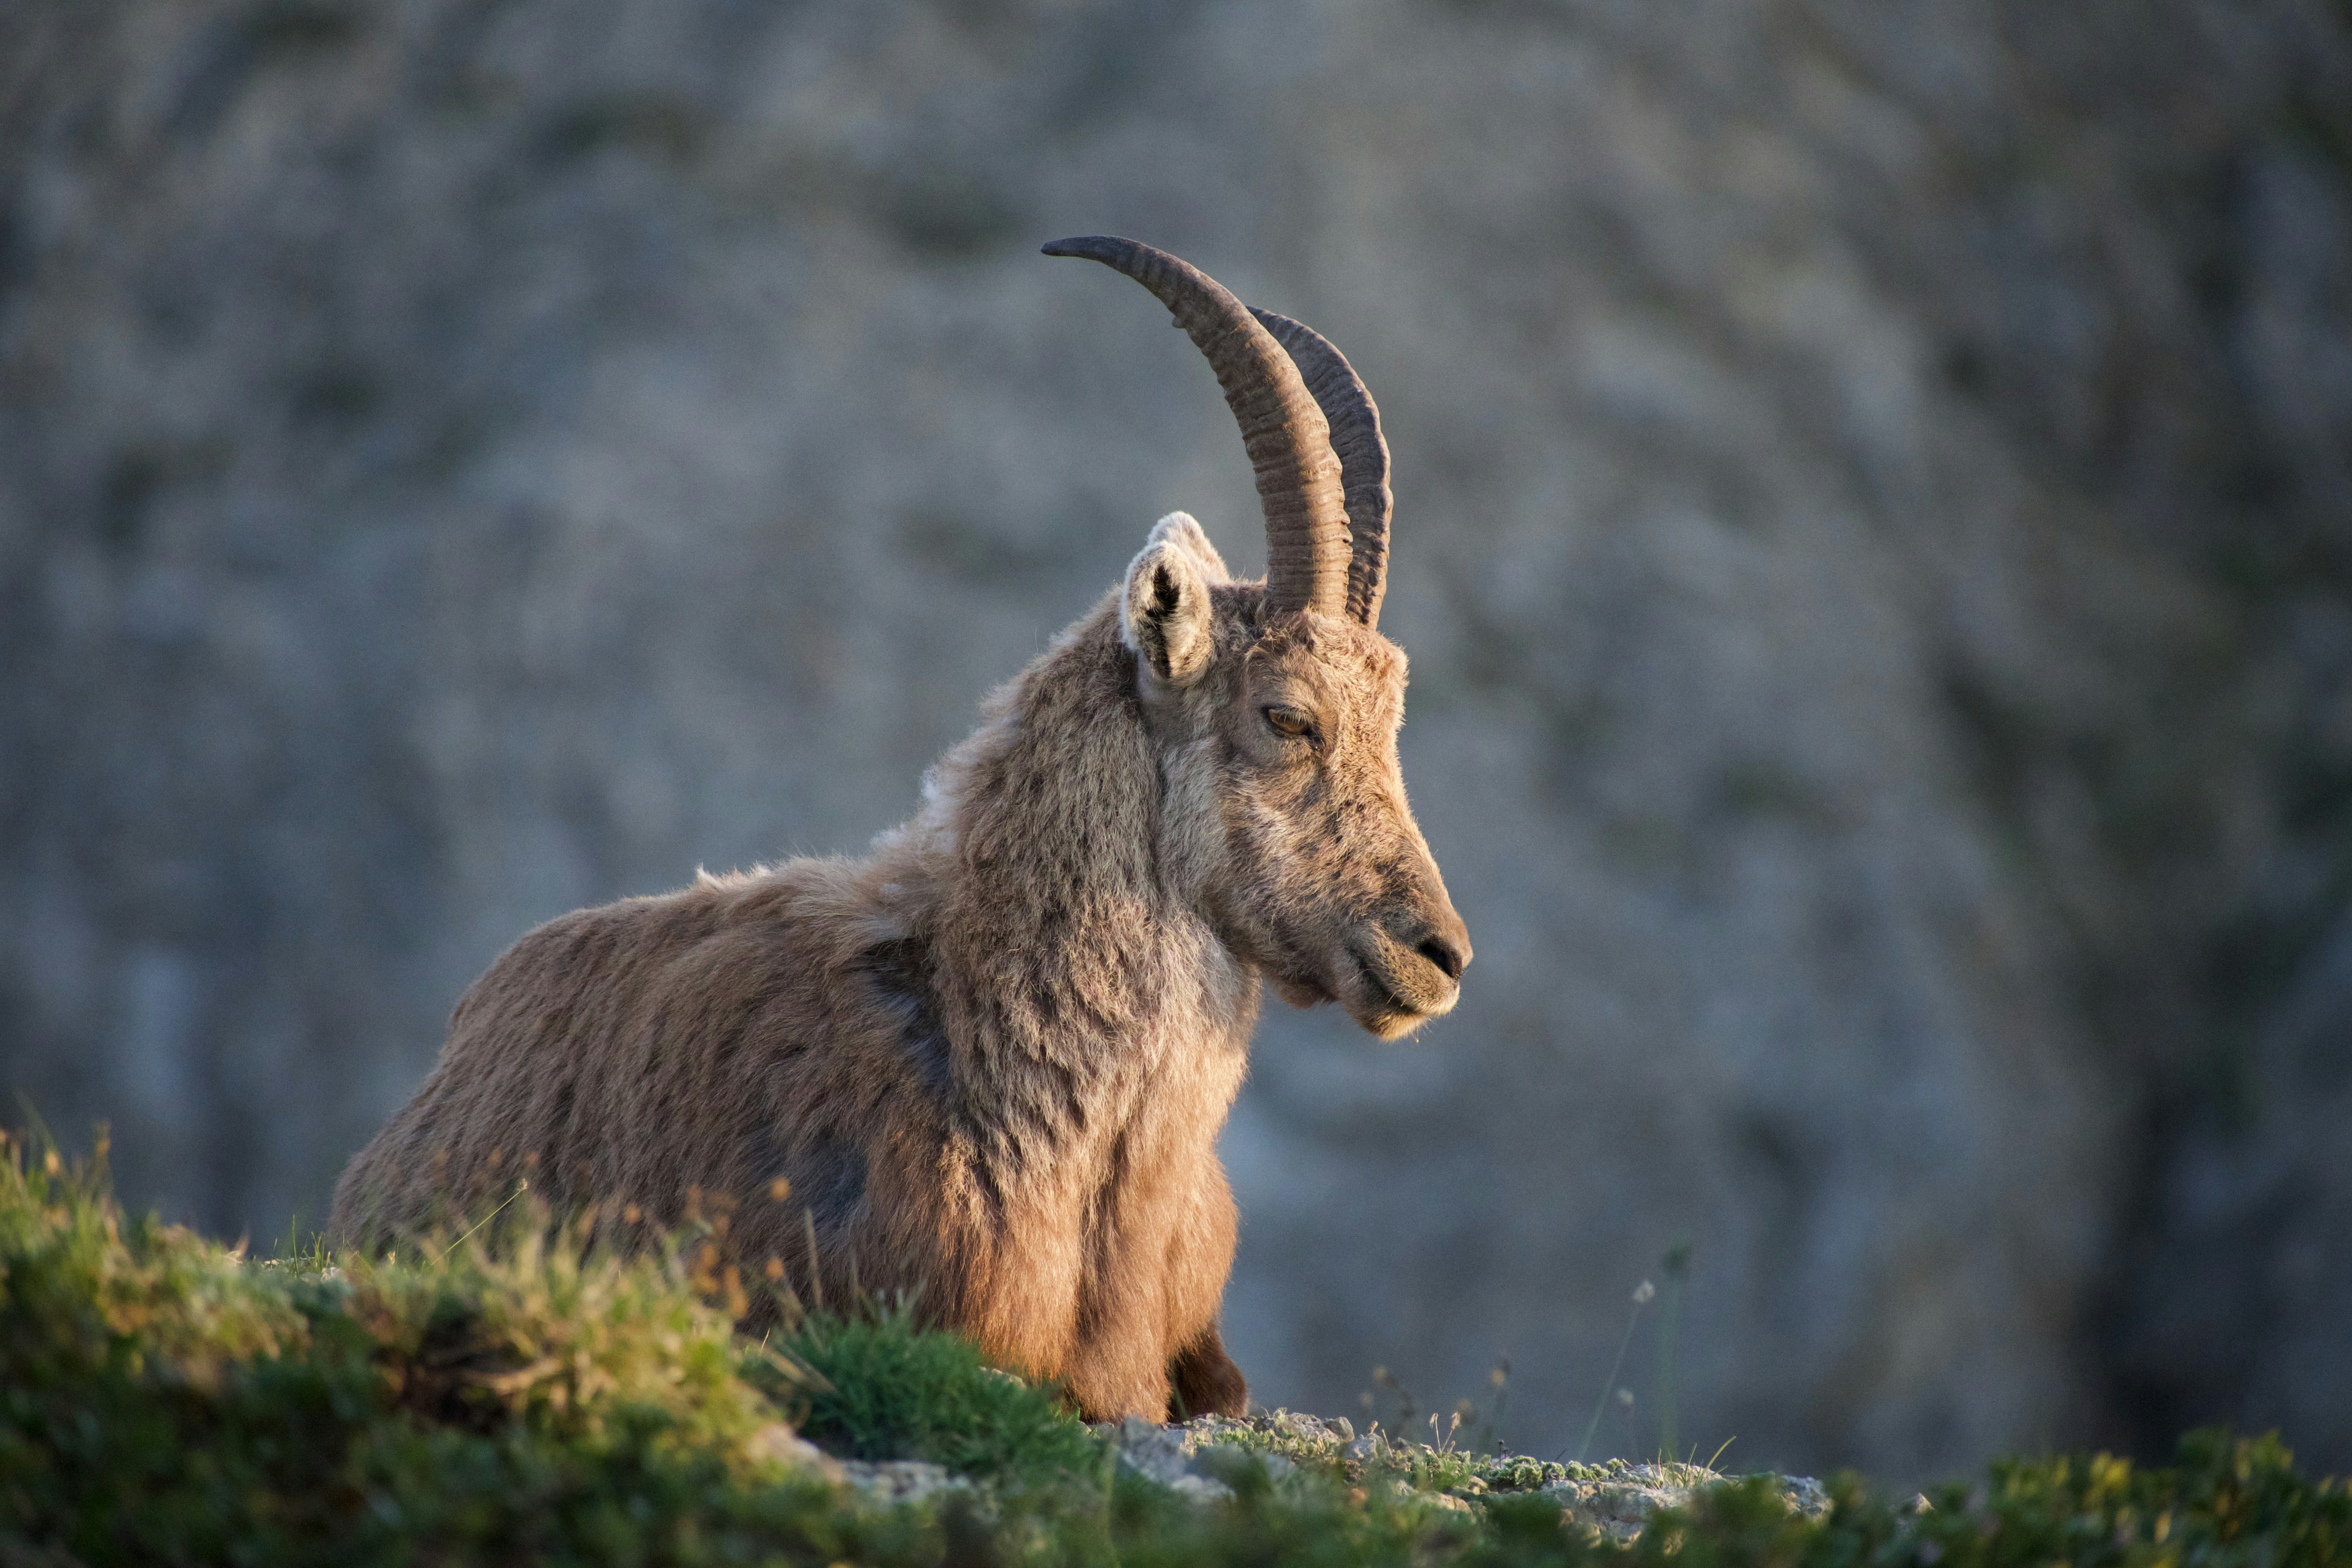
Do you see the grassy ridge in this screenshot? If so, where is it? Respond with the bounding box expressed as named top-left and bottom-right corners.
top-left (2, 1133), bottom-right (2344, 1566)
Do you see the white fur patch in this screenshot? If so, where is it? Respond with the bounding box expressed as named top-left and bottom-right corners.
top-left (1146, 511), bottom-right (1229, 583)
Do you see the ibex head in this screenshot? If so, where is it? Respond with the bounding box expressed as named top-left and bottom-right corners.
top-left (1047, 236), bottom-right (1471, 1040)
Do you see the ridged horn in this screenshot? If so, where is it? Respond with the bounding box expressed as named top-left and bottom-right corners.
top-left (1249, 308), bottom-right (1391, 628)
top-left (1042, 236), bottom-right (1349, 615)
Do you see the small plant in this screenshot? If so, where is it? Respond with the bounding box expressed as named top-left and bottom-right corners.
top-left (775, 1300), bottom-right (1102, 1485)
top-left (1361, 1361), bottom-right (1419, 1437)
top-left (1460, 1355), bottom-right (1512, 1455)
top-left (1576, 1276), bottom-right (1653, 1462)
top-left (1653, 1238), bottom-right (1691, 1461)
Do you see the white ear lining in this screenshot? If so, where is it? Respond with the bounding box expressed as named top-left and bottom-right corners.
top-left (1120, 537), bottom-right (1215, 686)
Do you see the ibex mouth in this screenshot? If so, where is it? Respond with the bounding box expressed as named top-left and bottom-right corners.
top-left (1344, 942), bottom-right (1461, 1041)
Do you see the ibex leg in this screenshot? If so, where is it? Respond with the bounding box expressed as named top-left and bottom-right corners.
top-left (1169, 1322), bottom-right (1247, 1420)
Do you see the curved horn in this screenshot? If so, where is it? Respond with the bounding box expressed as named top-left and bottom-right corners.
top-left (1250, 308), bottom-right (1391, 628)
top-left (1042, 236), bottom-right (1349, 615)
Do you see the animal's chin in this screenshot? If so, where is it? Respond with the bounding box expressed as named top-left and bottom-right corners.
top-left (1274, 974), bottom-right (1332, 1009)
top-left (1347, 994), bottom-right (1451, 1042)
top-left (1341, 949), bottom-right (1460, 1041)
top-left (1272, 951), bottom-right (1459, 1040)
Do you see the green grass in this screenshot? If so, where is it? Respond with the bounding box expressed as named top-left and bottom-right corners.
top-left (779, 1301), bottom-right (1102, 1482)
top-left (2, 1129), bottom-right (2346, 1566)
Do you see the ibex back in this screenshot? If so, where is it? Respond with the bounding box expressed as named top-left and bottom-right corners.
top-left (330, 237), bottom-right (1471, 1422)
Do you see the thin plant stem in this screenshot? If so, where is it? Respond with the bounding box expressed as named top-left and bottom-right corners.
top-left (1574, 1279), bottom-right (1653, 1463)
top-left (433, 1179), bottom-right (529, 1261)
top-left (1654, 1242), bottom-right (1691, 1464)
top-left (802, 1208), bottom-right (826, 1312)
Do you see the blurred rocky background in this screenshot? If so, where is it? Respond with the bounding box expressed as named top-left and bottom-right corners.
top-left (4, 0), bottom-right (2349, 1485)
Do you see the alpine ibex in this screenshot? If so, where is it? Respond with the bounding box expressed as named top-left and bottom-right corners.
top-left (330, 237), bottom-right (1471, 1422)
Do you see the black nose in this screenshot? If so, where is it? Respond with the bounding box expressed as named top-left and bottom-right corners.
top-left (1414, 924), bottom-right (1470, 982)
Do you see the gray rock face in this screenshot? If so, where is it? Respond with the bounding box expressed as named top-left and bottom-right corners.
top-left (1537, 1464), bottom-right (1828, 1544)
top-left (746, 1423), bottom-right (845, 1482)
top-left (750, 1423), bottom-right (973, 1506)
top-left (1103, 1410), bottom-right (1829, 1538)
top-left (833, 1459), bottom-right (971, 1507)
top-left (4, 0), bottom-right (2348, 1484)
top-left (1095, 1417), bottom-right (1273, 1504)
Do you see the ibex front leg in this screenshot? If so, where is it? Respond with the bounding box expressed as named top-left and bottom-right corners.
top-left (1169, 1322), bottom-right (1247, 1420)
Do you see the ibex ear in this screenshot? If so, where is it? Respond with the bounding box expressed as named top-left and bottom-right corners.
top-left (1144, 510), bottom-right (1229, 584)
top-left (1122, 527), bottom-right (1217, 687)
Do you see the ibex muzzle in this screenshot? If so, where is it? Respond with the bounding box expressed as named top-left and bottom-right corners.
top-left (1162, 592), bottom-right (1471, 1042)
top-left (332, 237), bottom-right (1469, 1422)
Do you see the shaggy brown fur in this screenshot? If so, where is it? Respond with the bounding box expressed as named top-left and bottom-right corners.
top-left (330, 512), bottom-right (1469, 1421)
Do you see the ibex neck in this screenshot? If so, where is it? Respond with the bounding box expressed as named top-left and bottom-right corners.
top-left (875, 599), bottom-right (1254, 1086)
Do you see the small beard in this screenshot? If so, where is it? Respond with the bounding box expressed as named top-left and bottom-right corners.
top-left (1274, 973), bottom-right (1331, 1009)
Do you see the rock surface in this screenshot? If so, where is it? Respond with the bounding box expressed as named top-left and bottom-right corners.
top-left (746, 1423), bottom-right (846, 1483)
top-left (3, 0), bottom-right (2349, 1484)
top-left (750, 1425), bottom-right (973, 1506)
top-left (764, 1405), bottom-right (1827, 1532)
top-left (833, 1460), bottom-right (971, 1506)
top-left (1540, 1465), bottom-right (1831, 1544)
top-left (1100, 1409), bottom-right (1830, 1537)
top-left (1094, 1418), bottom-right (1253, 1504)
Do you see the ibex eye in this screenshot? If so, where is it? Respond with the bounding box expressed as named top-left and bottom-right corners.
top-left (1264, 707), bottom-right (1314, 739)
